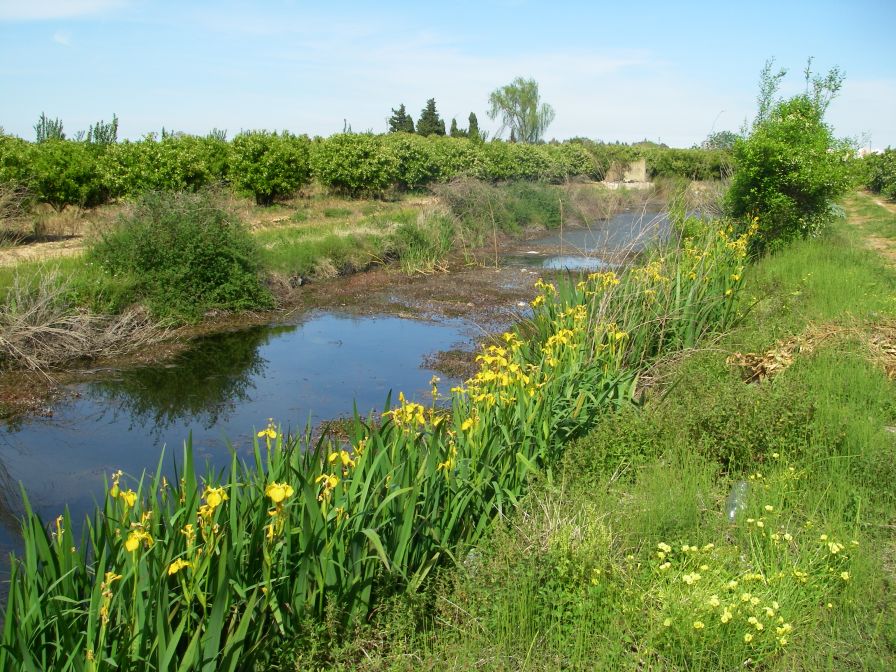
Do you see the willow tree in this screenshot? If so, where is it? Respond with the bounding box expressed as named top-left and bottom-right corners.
top-left (487, 77), bottom-right (555, 143)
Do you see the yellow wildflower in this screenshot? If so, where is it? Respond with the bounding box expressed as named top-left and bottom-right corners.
top-left (265, 482), bottom-right (295, 504)
top-left (693, 621), bottom-right (705, 630)
top-left (328, 450), bottom-right (356, 470)
top-left (167, 558), bottom-right (191, 576)
top-left (203, 485), bottom-right (228, 510)
top-left (119, 489), bottom-right (137, 508)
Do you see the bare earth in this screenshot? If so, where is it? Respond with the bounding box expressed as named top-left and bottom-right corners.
top-left (0, 237), bottom-right (85, 267)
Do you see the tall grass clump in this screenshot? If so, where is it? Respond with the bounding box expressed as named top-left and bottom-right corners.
top-left (1, 210), bottom-right (751, 670)
top-left (88, 191), bottom-right (273, 320)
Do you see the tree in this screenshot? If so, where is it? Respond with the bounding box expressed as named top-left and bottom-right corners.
top-left (449, 118), bottom-right (467, 138)
top-left (487, 77), bottom-right (554, 143)
top-left (468, 112), bottom-right (482, 142)
top-left (416, 99), bottom-right (445, 137)
top-left (700, 130), bottom-right (740, 151)
top-left (727, 61), bottom-right (851, 253)
top-left (34, 113), bottom-right (65, 142)
top-left (86, 114), bottom-right (119, 144)
top-left (388, 104), bottom-right (415, 133)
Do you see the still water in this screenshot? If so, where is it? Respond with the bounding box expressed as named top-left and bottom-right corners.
top-left (0, 312), bottom-right (469, 554)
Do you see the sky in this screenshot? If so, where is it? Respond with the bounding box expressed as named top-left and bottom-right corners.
top-left (1, 0), bottom-right (895, 148)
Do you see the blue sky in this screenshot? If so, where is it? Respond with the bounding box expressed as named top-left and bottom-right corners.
top-left (1, 0), bottom-right (894, 147)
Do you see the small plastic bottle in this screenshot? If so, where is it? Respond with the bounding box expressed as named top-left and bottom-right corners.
top-left (725, 480), bottom-right (749, 523)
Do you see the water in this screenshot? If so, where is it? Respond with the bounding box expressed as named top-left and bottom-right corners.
top-left (0, 312), bottom-right (469, 556)
top-left (503, 210), bottom-right (670, 272)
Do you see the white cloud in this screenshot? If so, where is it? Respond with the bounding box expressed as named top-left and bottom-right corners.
top-left (52, 30), bottom-right (72, 46)
top-left (0, 0), bottom-right (127, 21)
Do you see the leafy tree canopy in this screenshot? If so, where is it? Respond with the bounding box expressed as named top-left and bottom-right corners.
top-left (487, 77), bottom-right (555, 143)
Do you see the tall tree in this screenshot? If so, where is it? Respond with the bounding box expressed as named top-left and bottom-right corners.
top-left (388, 104), bottom-right (415, 133)
top-left (487, 77), bottom-right (555, 143)
top-left (468, 112), bottom-right (482, 142)
top-left (416, 99), bottom-right (446, 137)
top-left (449, 118), bottom-right (467, 138)
top-left (34, 113), bottom-right (65, 142)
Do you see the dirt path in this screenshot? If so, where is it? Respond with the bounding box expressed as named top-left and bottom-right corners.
top-left (847, 193), bottom-right (896, 267)
top-left (0, 237), bottom-right (85, 267)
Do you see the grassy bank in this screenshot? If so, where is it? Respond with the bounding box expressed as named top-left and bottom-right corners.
top-left (334, 192), bottom-right (896, 670)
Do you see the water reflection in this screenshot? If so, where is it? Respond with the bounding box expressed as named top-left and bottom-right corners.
top-left (85, 325), bottom-right (278, 437)
top-left (0, 312), bottom-right (468, 555)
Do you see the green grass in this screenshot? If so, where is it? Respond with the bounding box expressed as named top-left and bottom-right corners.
top-left (308, 193), bottom-right (896, 671)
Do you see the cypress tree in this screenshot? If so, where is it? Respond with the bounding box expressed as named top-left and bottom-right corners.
top-left (449, 118), bottom-right (467, 138)
top-left (416, 99), bottom-right (446, 136)
top-left (388, 104), bottom-right (415, 133)
top-left (468, 112), bottom-right (481, 142)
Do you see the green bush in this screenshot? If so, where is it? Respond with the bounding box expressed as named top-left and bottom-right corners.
top-left (310, 133), bottom-right (399, 196)
top-left (726, 96), bottom-right (852, 252)
top-left (88, 191), bottom-right (273, 319)
top-left (28, 140), bottom-right (108, 210)
top-left (229, 131), bottom-right (310, 205)
top-left (863, 148), bottom-right (896, 200)
top-left (99, 135), bottom-right (228, 198)
top-left (645, 147), bottom-right (731, 181)
top-left (381, 132), bottom-right (442, 190)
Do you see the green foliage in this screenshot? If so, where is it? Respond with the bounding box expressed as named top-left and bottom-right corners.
top-left (387, 103), bottom-right (415, 133)
top-left (488, 76), bottom-right (555, 143)
top-left (468, 111), bottom-right (482, 143)
top-left (863, 148), bottom-right (896, 200)
top-left (86, 115), bottom-right (119, 145)
top-left (99, 135), bottom-right (229, 198)
top-left (29, 140), bottom-right (107, 210)
top-left (416, 98), bottom-right (446, 137)
top-left (727, 62), bottom-right (852, 252)
top-left (645, 146), bottom-right (732, 180)
top-left (701, 130), bottom-right (741, 151)
top-left (351, 196), bottom-right (896, 671)
top-left (229, 131), bottom-right (311, 205)
top-left (310, 133), bottom-right (399, 196)
top-left (389, 211), bottom-right (455, 274)
top-left (88, 191), bottom-right (272, 319)
top-left (449, 117), bottom-right (466, 138)
top-left (34, 112), bottom-right (65, 142)
top-left (381, 132), bottom-right (443, 190)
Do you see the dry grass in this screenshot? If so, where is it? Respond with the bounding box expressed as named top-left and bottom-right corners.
top-left (0, 269), bottom-right (168, 374)
top-left (727, 320), bottom-right (896, 383)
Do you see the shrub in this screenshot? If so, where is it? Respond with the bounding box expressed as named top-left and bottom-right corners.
top-left (381, 132), bottom-right (441, 190)
top-left (727, 95), bottom-right (852, 252)
top-left (88, 191), bottom-right (273, 319)
top-left (99, 135), bottom-right (228, 198)
top-left (310, 134), bottom-right (399, 197)
top-left (863, 148), bottom-right (896, 200)
top-left (229, 131), bottom-right (311, 205)
top-left (29, 140), bottom-right (108, 210)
